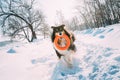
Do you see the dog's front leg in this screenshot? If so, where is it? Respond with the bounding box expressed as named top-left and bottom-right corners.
top-left (64, 51), bottom-right (73, 66)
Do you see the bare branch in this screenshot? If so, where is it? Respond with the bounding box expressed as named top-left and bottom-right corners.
top-left (0, 1), bottom-right (5, 13)
top-left (11, 26), bottom-right (28, 36)
top-left (1, 14), bottom-right (11, 27)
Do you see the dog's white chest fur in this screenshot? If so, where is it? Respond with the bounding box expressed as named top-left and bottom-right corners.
top-left (53, 43), bottom-right (73, 66)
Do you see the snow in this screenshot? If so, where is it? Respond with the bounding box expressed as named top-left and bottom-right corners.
top-left (7, 48), bottom-right (16, 54)
top-left (0, 23), bottom-right (120, 80)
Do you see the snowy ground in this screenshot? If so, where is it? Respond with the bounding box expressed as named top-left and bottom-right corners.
top-left (0, 24), bottom-right (120, 80)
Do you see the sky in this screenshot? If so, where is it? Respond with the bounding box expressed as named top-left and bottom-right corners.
top-left (35, 0), bottom-right (78, 25)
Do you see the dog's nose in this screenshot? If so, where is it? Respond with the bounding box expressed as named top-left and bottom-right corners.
top-left (59, 32), bottom-right (62, 35)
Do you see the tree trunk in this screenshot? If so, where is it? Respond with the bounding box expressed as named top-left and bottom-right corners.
top-left (29, 25), bottom-right (37, 42)
top-left (31, 31), bottom-right (37, 42)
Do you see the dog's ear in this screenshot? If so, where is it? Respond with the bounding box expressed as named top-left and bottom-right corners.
top-left (61, 24), bottom-right (65, 27)
top-left (51, 26), bottom-right (55, 29)
top-left (59, 24), bottom-right (65, 29)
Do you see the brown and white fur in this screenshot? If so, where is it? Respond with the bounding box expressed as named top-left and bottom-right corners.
top-left (51, 24), bottom-right (76, 67)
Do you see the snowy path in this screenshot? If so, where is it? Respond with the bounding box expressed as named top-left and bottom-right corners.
top-left (51, 38), bottom-right (120, 80)
top-left (0, 24), bottom-right (120, 80)
top-left (75, 41), bottom-right (120, 80)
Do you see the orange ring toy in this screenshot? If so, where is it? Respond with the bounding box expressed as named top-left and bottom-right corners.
top-left (54, 34), bottom-right (70, 50)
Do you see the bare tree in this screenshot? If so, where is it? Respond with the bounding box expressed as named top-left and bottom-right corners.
top-left (68, 16), bottom-right (80, 31)
top-left (0, 0), bottom-right (45, 42)
top-left (76, 0), bottom-right (120, 29)
top-left (39, 23), bottom-right (50, 39)
top-left (55, 10), bottom-right (66, 25)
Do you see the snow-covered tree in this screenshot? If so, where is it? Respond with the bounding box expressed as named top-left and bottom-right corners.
top-left (0, 0), bottom-right (45, 42)
top-left (76, 0), bottom-right (120, 29)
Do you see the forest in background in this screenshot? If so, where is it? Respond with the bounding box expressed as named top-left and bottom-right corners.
top-left (0, 0), bottom-right (120, 42)
top-left (63, 0), bottom-right (120, 31)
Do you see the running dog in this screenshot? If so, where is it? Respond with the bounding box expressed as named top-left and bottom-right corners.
top-left (51, 24), bottom-right (76, 66)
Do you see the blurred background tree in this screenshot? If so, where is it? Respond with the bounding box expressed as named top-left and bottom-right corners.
top-left (0, 0), bottom-right (46, 42)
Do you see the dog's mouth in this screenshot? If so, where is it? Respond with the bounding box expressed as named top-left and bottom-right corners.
top-left (57, 37), bottom-right (67, 47)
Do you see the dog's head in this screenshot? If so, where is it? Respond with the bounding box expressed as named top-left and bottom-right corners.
top-left (51, 24), bottom-right (65, 36)
top-left (51, 24), bottom-right (67, 47)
